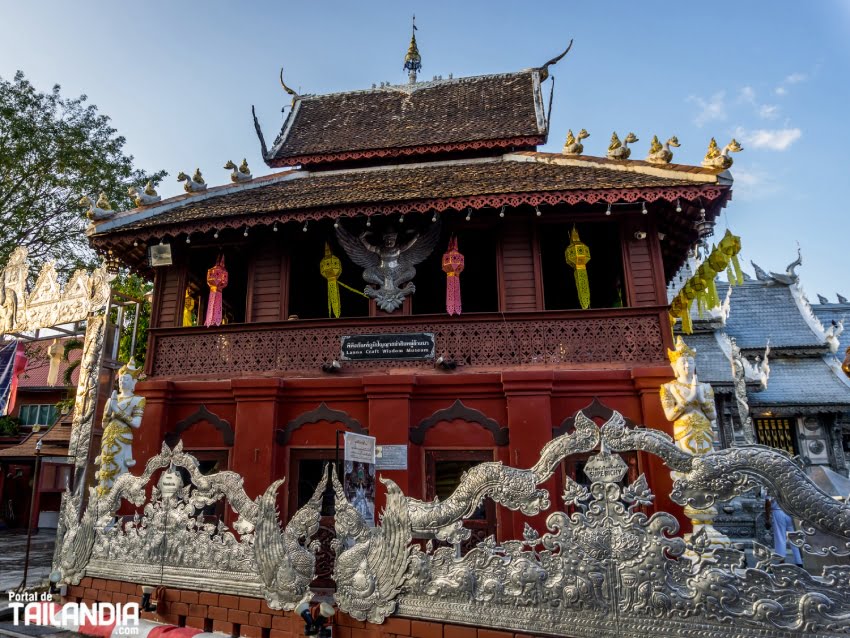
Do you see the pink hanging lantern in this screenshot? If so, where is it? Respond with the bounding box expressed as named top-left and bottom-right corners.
top-left (441, 235), bottom-right (464, 316)
top-left (205, 255), bottom-right (228, 327)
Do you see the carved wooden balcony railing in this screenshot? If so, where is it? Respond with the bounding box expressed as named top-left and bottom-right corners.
top-left (146, 307), bottom-right (671, 377)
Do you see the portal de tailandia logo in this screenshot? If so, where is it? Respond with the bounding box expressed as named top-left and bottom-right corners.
top-left (7, 590), bottom-right (140, 635)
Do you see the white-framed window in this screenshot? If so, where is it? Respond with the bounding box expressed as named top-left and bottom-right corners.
top-left (18, 404), bottom-right (58, 427)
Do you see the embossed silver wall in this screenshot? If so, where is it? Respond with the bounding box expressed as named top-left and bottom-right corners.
top-left (56, 407), bottom-right (850, 637)
top-left (56, 442), bottom-right (326, 611)
top-left (332, 408), bottom-right (850, 637)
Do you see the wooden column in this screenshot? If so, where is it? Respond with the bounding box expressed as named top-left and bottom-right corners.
top-left (501, 370), bottom-right (554, 538)
top-left (231, 378), bottom-right (284, 498)
top-left (362, 376), bottom-right (416, 512)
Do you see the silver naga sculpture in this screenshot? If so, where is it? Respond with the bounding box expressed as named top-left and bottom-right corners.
top-left (55, 407), bottom-right (850, 637)
top-left (332, 408), bottom-right (850, 636)
top-left (54, 441), bottom-right (326, 610)
top-left (335, 219), bottom-right (442, 312)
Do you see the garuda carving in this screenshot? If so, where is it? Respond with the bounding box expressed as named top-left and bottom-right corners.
top-left (255, 468), bottom-right (328, 610)
top-left (332, 470), bottom-right (414, 623)
top-left (335, 219), bottom-right (442, 312)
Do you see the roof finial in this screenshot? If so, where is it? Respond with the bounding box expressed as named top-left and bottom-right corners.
top-left (403, 15), bottom-right (421, 84)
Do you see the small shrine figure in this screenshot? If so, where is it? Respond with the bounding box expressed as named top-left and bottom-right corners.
top-left (661, 336), bottom-right (729, 547)
top-left (441, 235), bottom-right (464, 315)
top-left (95, 359), bottom-right (146, 496)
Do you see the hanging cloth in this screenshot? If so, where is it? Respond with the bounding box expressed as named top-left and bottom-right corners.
top-left (46, 338), bottom-right (62, 386)
top-left (565, 226), bottom-right (592, 309)
top-left (441, 236), bottom-right (465, 316)
top-left (205, 255), bottom-right (228, 327)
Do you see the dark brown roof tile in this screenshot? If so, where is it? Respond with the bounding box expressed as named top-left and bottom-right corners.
top-left (268, 72), bottom-right (545, 164)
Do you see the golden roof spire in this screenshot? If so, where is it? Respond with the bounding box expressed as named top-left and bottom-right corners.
top-left (403, 15), bottom-right (422, 84)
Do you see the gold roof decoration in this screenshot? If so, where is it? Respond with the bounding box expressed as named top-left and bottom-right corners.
top-left (646, 135), bottom-right (680, 165)
top-left (607, 132), bottom-right (638, 160)
top-left (177, 169), bottom-right (207, 193)
top-left (224, 159), bottom-right (253, 183)
top-left (79, 192), bottom-right (115, 221)
top-left (403, 15), bottom-right (422, 81)
top-left (128, 181), bottom-right (160, 207)
top-left (563, 128), bottom-right (589, 156)
top-left (702, 138), bottom-right (743, 170)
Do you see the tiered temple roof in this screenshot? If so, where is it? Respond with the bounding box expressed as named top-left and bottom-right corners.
top-left (676, 258), bottom-right (850, 413)
top-left (265, 72), bottom-right (548, 166)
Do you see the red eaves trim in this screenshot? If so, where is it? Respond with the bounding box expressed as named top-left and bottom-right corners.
top-left (267, 136), bottom-right (547, 167)
top-left (93, 184), bottom-right (731, 246)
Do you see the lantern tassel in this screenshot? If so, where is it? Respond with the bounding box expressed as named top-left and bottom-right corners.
top-left (682, 306), bottom-right (693, 334)
top-left (205, 288), bottom-right (223, 327)
top-left (574, 269), bottom-right (591, 310)
top-left (732, 253), bottom-right (744, 285)
top-left (446, 273), bottom-right (462, 316)
top-left (327, 278), bottom-right (341, 318)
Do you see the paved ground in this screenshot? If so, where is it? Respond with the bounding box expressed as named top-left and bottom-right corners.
top-left (0, 530), bottom-right (56, 594)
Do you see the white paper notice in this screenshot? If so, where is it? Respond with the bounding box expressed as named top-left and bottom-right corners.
top-left (344, 432), bottom-right (376, 464)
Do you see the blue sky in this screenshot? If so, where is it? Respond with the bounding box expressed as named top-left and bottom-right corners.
top-left (2, 1), bottom-right (849, 299)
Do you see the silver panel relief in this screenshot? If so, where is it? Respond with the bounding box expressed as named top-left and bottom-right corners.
top-left (332, 406), bottom-right (850, 637)
top-left (56, 441), bottom-right (326, 610)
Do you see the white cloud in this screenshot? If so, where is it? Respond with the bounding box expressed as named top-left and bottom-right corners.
top-left (775, 72), bottom-right (807, 96)
top-left (738, 86), bottom-right (756, 105)
top-left (688, 91), bottom-right (726, 127)
top-left (734, 126), bottom-right (802, 151)
top-left (758, 104), bottom-right (780, 119)
top-left (730, 166), bottom-right (782, 201)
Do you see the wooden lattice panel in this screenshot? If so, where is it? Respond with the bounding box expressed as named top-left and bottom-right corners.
top-left (148, 310), bottom-right (666, 377)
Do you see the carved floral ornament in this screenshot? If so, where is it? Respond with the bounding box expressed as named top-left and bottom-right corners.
top-left (55, 404), bottom-right (850, 637)
top-left (0, 246), bottom-right (111, 335)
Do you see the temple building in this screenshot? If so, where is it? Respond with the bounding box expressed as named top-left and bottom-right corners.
top-left (668, 256), bottom-right (850, 542)
top-left (37, 33), bottom-right (850, 638)
top-left (87, 38), bottom-right (735, 582)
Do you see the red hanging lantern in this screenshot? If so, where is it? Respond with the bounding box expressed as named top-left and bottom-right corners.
top-left (442, 235), bottom-right (464, 316)
top-left (205, 255), bottom-right (228, 327)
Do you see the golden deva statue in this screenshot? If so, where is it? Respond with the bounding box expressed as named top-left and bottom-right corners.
top-left (660, 336), bottom-right (717, 455)
top-left (95, 359), bottom-right (146, 496)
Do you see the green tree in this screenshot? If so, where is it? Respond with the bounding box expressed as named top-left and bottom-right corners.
top-left (113, 272), bottom-right (152, 366)
top-left (0, 70), bottom-right (166, 270)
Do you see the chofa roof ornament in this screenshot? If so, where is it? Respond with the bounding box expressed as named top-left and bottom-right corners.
top-left (537, 39), bottom-right (573, 82)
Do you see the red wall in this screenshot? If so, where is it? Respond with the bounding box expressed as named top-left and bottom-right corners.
top-left (134, 365), bottom-right (684, 533)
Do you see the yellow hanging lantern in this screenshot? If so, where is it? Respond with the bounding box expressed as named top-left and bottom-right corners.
top-left (320, 242), bottom-right (343, 318)
top-left (565, 225), bottom-right (592, 309)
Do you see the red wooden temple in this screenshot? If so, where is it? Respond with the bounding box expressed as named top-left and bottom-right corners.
top-left (88, 46), bottom-right (732, 564)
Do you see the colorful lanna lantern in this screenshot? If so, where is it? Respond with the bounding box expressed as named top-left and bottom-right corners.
top-left (565, 225), bottom-right (591, 309)
top-left (442, 235), bottom-right (464, 315)
top-left (320, 242), bottom-right (343, 318)
top-left (204, 255), bottom-right (228, 327)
